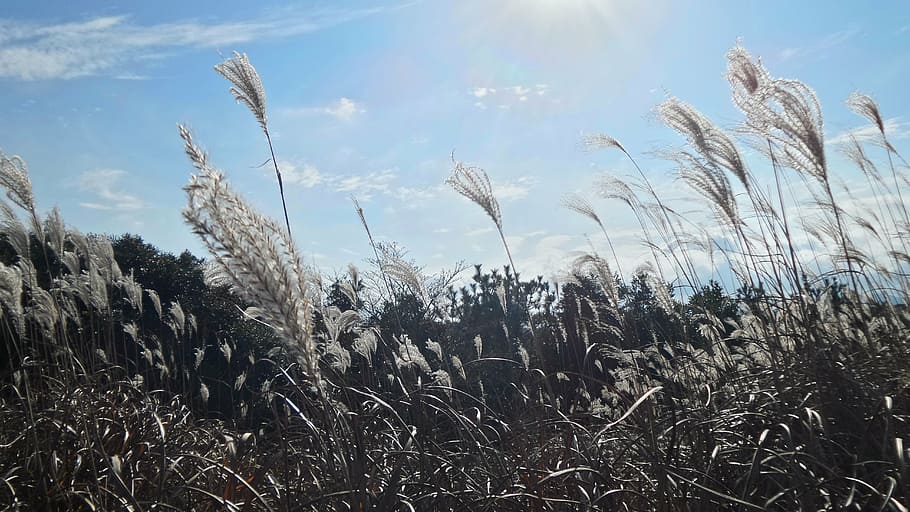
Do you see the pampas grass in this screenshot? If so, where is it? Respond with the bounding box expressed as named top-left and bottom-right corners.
top-left (2, 41), bottom-right (910, 511)
top-left (179, 125), bottom-right (320, 384)
top-left (216, 51), bottom-right (293, 243)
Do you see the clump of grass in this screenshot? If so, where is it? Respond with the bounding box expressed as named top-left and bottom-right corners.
top-left (1, 41), bottom-right (910, 511)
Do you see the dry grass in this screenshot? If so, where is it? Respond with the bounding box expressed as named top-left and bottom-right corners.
top-left (1, 43), bottom-right (909, 511)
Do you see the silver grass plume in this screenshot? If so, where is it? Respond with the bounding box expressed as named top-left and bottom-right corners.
top-left (0, 150), bottom-right (36, 214)
top-left (516, 344), bottom-right (530, 369)
top-left (147, 289), bottom-right (163, 320)
top-left (450, 355), bottom-right (466, 381)
top-left (234, 371), bottom-right (247, 391)
top-left (213, 54), bottom-right (293, 242)
top-left (846, 92), bottom-right (887, 143)
top-left (220, 339), bottom-right (233, 364)
top-left (396, 334), bottom-right (431, 373)
top-left (0, 262), bottom-right (23, 333)
top-left (167, 301), bottom-right (186, 337)
top-left (0, 149), bottom-right (42, 241)
top-left (29, 288), bottom-right (59, 339)
top-left (88, 235), bottom-right (122, 282)
top-left (657, 97), bottom-right (750, 189)
top-left (118, 272), bottom-right (143, 315)
top-left (187, 313), bottom-right (197, 336)
top-left (179, 125), bottom-right (320, 382)
top-left (323, 341), bottom-right (352, 374)
top-left (563, 193), bottom-right (625, 277)
top-left (583, 133), bottom-right (627, 155)
top-left (321, 306), bottom-right (362, 344)
top-left (562, 193), bottom-right (602, 227)
top-left (596, 175), bottom-right (639, 209)
top-left (846, 92), bottom-right (910, 223)
top-left (378, 243), bottom-right (429, 305)
top-left (44, 208), bottom-right (66, 257)
top-left (496, 282), bottom-right (507, 314)
top-left (447, 156), bottom-right (526, 289)
top-left (214, 52), bottom-right (268, 134)
top-left (571, 253), bottom-right (620, 314)
top-left (431, 368), bottom-right (451, 386)
top-left (672, 151), bottom-right (741, 227)
top-left (446, 158), bottom-right (502, 231)
top-left (193, 347), bottom-right (205, 369)
top-left (0, 205), bottom-right (30, 259)
top-left (726, 44), bottom-right (827, 182)
top-left (337, 264), bottom-right (361, 305)
top-left (352, 328), bottom-right (378, 364)
top-left (123, 322), bottom-right (139, 343)
top-left (425, 339), bottom-right (443, 361)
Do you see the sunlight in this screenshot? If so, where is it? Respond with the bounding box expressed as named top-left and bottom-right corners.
top-left (457, 0), bottom-right (657, 63)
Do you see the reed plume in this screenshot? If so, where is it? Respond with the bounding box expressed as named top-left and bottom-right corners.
top-left (215, 52), bottom-right (293, 243)
top-left (179, 124), bottom-right (320, 383)
top-left (446, 158), bottom-right (503, 231)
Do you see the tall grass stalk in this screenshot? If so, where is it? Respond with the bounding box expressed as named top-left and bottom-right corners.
top-left (215, 52), bottom-right (293, 243)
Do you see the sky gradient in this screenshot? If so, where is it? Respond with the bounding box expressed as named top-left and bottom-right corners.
top-left (1, 1), bottom-right (908, 287)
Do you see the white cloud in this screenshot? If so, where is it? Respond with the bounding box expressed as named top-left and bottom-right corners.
top-left (78, 169), bottom-right (146, 211)
top-left (113, 73), bottom-right (150, 81)
top-left (472, 87), bottom-right (495, 98)
top-left (325, 97), bottom-right (364, 121)
top-left (283, 97), bottom-right (365, 121)
top-left (470, 83), bottom-right (551, 111)
top-left (778, 27), bottom-right (859, 62)
top-left (280, 161), bottom-right (325, 188)
top-left (826, 117), bottom-right (910, 146)
top-left (274, 159), bottom-right (442, 204)
top-left (335, 169), bottom-right (397, 199)
top-left (391, 185), bottom-right (440, 203)
top-left (517, 234), bottom-right (577, 281)
top-left (494, 176), bottom-right (537, 201)
top-left (0, 5), bottom-right (397, 81)
top-left (465, 226), bottom-right (495, 237)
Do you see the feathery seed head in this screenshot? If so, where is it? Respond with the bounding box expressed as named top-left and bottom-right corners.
top-left (0, 149), bottom-right (36, 214)
top-left (562, 193), bottom-right (603, 227)
top-left (215, 52), bottom-right (269, 134)
top-left (583, 133), bottom-right (627, 155)
top-left (180, 130), bottom-right (320, 383)
top-left (726, 44), bottom-right (767, 97)
top-left (596, 175), bottom-right (638, 208)
top-left (847, 92), bottom-right (886, 137)
top-left (178, 124), bottom-right (209, 172)
top-left (726, 44), bottom-right (827, 181)
top-left (673, 151), bottom-right (741, 227)
top-left (657, 98), bottom-right (750, 188)
top-left (447, 158), bottom-right (502, 230)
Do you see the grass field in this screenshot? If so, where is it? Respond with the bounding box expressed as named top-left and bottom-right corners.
top-left (1, 43), bottom-right (909, 511)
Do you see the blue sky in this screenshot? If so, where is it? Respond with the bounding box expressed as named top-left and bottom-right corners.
top-left (0, 1), bottom-right (908, 286)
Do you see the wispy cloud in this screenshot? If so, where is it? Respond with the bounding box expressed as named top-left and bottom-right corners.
top-left (826, 117), bottom-right (910, 146)
top-left (471, 84), bottom-right (550, 110)
top-left (465, 226), bottom-right (495, 237)
top-left (283, 97), bottom-right (365, 121)
top-left (335, 169), bottom-right (397, 195)
top-left (78, 169), bottom-right (146, 211)
top-left (0, 5), bottom-right (397, 80)
top-left (779, 27), bottom-right (859, 61)
top-left (272, 161), bottom-right (441, 203)
top-left (280, 161), bottom-right (325, 188)
top-left (494, 176), bottom-right (537, 201)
